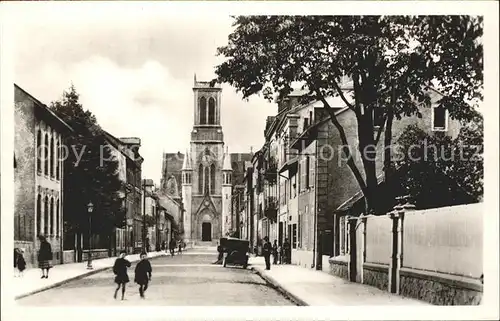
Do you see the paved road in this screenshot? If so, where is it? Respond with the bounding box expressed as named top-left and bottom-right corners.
top-left (17, 248), bottom-right (295, 306)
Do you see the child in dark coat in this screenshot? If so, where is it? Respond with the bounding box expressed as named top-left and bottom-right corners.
top-left (113, 251), bottom-right (131, 300)
top-left (14, 248), bottom-right (27, 277)
top-left (134, 252), bottom-right (152, 299)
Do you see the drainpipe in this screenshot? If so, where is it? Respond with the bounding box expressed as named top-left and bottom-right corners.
top-left (311, 143), bottom-right (318, 269)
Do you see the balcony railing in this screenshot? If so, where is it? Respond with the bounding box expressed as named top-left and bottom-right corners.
top-left (264, 196), bottom-right (278, 221)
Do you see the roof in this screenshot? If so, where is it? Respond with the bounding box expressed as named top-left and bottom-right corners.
top-left (335, 174), bottom-right (385, 212)
top-left (15, 84), bottom-right (74, 133)
top-left (181, 149), bottom-right (192, 170)
top-left (223, 147), bottom-right (232, 171)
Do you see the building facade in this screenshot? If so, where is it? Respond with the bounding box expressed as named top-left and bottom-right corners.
top-left (160, 75), bottom-right (251, 245)
top-left (14, 84), bottom-right (73, 267)
top-left (237, 83), bottom-right (462, 270)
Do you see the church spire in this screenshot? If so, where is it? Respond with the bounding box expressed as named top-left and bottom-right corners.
top-left (194, 73), bottom-right (197, 85)
top-left (182, 150), bottom-right (192, 170)
top-left (223, 146), bottom-right (232, 171)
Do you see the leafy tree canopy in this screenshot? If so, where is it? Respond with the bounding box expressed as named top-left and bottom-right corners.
top-left (395, 112), bottom-right (483, 208)
top-left (214, 16), bottom-right (483, 212)
top-left (50, 85), bottom-right (125, 234)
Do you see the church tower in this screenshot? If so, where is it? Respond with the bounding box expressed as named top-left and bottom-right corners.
top-left (181, 150), bottom-right (192, 243)
top-left (221, 147), bottom-right (233, 236)
top-left (190, 74), bottom-right (225, 243)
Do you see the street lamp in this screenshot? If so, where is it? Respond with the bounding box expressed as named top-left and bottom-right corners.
top-left (87, 201), bottom-right (94, 270)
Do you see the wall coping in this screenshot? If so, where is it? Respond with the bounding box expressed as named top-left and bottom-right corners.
top-left (363, 262), bottom-right (390, 273)
top-left (400, 267), bottom-right (483, 292)
top-left (329, 256), bottom-right (348, 265)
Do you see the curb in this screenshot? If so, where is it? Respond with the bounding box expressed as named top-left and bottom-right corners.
top-left (250, 265), bottom-right (308, 306)
top-left (14, 254), bottom-right (167, 300)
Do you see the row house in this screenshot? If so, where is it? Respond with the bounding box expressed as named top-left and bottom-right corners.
top-left (120, 137), bottom-right (144, 253)
top-left (240, 81), bottom-right (461, 271)
top-left (14, 84), bottom-right (74, 267)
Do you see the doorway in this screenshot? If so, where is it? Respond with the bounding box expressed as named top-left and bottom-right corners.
top-left (202, 222), bottom-right (212, 241)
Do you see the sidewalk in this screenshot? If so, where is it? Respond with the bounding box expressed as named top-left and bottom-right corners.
top-left (248, 256), bottom-right (429, 306)
top-left (12, 251), bottom-right (167, 300)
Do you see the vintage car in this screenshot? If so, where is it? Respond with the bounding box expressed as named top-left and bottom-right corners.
top-left (220, 237), bottom-right (250, 269)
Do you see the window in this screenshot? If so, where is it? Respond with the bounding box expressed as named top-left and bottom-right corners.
top-left (50, 198), bottom-right (54, 235)
top-left (44, 134), bottom-right (49, 176)
top-left (204, 167), bottom-right (209, 194)
top-left (208, 97), bottom-right (216, 124)
top-left (56, 199), bottom-right (60, 237)
top-left (44, 196), bottom-right (49, 235)
top-left (50, 136), bottom-right (55, 178)
top-left (210, 164), bottom-right (216, 193)
top-left (304, 117), bottom-right (309, 130)
top-left (309, 111), bottom-right (314, 125)
top-left (309, 155), bottom-right (315, 188)
top-left (37, 195), bottom-right (41, 235)
top-left (198, 164), bottom-right (203, 193)
top-left (432, 106), bottom-right (448, 131)
top-left (199, 97), bottom-right (207, 125)
top-left (56, 140), bottom-right (60, 180)
top-left (37, 130), bottom-right (42, 173)
top-left (305, 156), bottom-right (310, 188)
top-left (298, 213), bottom-right (302, 248)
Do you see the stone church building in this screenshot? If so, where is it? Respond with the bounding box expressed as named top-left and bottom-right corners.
top-left (161, 76), bottom-right (252, 245)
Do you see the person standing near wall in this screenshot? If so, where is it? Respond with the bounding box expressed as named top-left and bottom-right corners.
top-left (262, 237), bottom-right (272, 270)
top-left (37, 235), bottom-right (53, 279)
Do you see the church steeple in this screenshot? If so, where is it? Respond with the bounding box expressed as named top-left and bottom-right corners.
top-left (182, 150), bottom-right (192, 170)
top-left (223, 146), bottom-right (232, 171)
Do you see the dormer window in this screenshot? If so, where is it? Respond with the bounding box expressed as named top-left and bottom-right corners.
top-left (432, 106), bottom-right (448, 131)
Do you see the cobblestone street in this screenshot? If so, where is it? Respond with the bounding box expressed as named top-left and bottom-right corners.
top-left (17, 248), bottom-right (295, 306)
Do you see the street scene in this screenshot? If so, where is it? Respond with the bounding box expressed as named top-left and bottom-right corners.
top-left (6, 3), bottom-right (494, 313)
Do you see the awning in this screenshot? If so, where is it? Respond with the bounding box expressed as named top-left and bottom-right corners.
top-left (278, 157), bottom-right (298, 179)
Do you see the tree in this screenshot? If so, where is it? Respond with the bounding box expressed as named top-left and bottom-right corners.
top-left (395, 112), bottom-right (483, 208)
top-left (213, 16), bottom-right (483, 214)
top-left (50, 85), bottom-right (125, 251)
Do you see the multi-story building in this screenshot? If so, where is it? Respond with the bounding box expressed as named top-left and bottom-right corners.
top-left (120, 137), bottom-right (144, 253)
top-left (14, 84), bottom-right (73, 267)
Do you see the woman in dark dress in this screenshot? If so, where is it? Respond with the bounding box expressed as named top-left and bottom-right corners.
top-left (113, 251), bottom-right (131, 300)
top-left (38, 235), bottom-right (53, 279)
top-left (134, 252), bottom-right (152, 299)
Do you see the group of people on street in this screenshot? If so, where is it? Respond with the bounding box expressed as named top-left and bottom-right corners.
top-left (261, 237), bottom-right (291, 270)
top-left (112, 251), bottom-right (152, 300)
top-left (14, 235), bottom-right (52, 278)
top-left (166, 238), bottom-right (185, 256)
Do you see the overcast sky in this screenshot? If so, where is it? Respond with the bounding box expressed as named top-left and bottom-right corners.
top-left (13, 5), bottom-right (275, 184)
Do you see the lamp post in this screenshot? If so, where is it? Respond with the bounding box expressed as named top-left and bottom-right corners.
top-left (86, 201), bottom-right (94, 270)
top-left (142, 181), bottom-right (146, 252)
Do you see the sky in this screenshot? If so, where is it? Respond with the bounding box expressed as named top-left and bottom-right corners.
top-left (12, 5), bottom-right (276, 185)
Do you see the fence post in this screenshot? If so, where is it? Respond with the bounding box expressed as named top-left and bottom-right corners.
top-left (347, 217), bottom-right (357, 282)
top-left (361, 216), bottom-right (368, 284)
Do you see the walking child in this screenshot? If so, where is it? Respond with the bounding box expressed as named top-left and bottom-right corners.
top-left (178, 240), bottom-right (183, 254)
top-left (134, 252), bottom-right (152, 299)
top-left (14, 248), bottom-right (26, 277)
top-left (113, 251), bottom-right (131, 300)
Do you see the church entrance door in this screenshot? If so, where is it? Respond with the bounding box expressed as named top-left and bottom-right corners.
top-left (202, 222), bottom-right (212, 241)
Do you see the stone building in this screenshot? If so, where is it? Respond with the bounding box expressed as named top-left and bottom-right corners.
top-left (14, 84), bottom-right (73, 267)
top-left (238, 82), bottom-right (462, 270)
top-left (160, 75), bottom-right (251, 245)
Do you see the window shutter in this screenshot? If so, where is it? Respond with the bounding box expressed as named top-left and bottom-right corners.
top-left (305, 156), bottom-right (310, 188)
top-left (309, 155), bottom-right (315, 188)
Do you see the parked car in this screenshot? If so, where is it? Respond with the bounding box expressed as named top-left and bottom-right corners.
top-left (220, 237), bottom-right (249, 269)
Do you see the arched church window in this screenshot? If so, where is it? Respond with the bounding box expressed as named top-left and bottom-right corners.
top-left (204, 166), bottom-right (209, 194)
top-left (199, 97), bottom-right (207, 125)
top-left (208, 97), bottom-right (216, 124)
top-left (210, 164), bottom-right (215, 193)
top-left (37, 129), bottom-right (42, 173)
top-left (198, 164), bottom-right (203, 194)
top-left (44, 133), bottom-right (49, 176)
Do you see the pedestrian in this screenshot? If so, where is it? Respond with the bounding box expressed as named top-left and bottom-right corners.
top-left (262, 236), bottom-right (272, 270)
top-left (272, 240), bottom-right (278, 265)
top-left (178, 240), bottom-right (183, 254)
top-left (134, 252), bottom-right (152, 299)
top-left (278, 242), bottom-right (283, 264)
top-left (283, 238), bottom-right (291, 264)
top-left (113, 250), bottom-right (131, 300)
top-left (37, 235), bottom-right (52, 279)
top-left (161, 241), bottom-right (166, 251)
top-left (14, 248), bottom-right (27, 277)
top-left (169, 238), bottom-right (176, 256)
